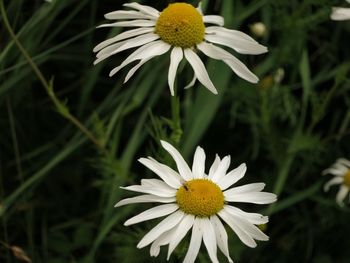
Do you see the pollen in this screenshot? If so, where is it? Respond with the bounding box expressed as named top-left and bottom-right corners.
top-left (176, 179), bottom-right (224, 217)
top-left (343, 170), bottom-right (350, 187)
top-left (155, 3), bottom-right (205, 48)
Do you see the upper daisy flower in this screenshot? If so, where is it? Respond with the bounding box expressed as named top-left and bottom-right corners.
top-left (331, 0), bottom-right (350, 20)
top-left (323, 158), bottom-right (350, 205)
top-left (93, 2), bottom-right (268, 95)
top-left (115, 140), bottom-right (277, 263)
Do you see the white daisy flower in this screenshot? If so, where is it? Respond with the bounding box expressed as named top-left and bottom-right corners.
top-left (331, 0), bottom-right (350, 21)
top-left (115, 140), bottom-right (277, 263)
top-left (93, 2), bottom-right (268, 95)
top-left (322, 158), bottom-right (350, 206)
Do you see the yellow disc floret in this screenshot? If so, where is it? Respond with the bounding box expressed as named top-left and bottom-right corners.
top-left (155, 3), bottom-right (205, 48)
top-left (176, 179), bottom-right (224, 217)
top-left (344, 170), bottom-right (350, 188)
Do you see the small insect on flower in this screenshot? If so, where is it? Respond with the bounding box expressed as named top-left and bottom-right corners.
top-left (323, 158), bottom-right (350, 206)
top-left (93, 2), bottom-right (268, 95)
top-left (115, 141), bottom-right (277, 263)
top-left (331, 0), bottom-right (350, 21)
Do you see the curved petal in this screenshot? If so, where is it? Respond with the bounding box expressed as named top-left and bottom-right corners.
top-left (184, 48), bottom-right (218, 94)
top-left (206, 26), bottom-right (259, 44)
top-left (197, 42), bottom-right (259, 83)
top-left (331, 7), bottom-right (350, 21)
top-left (98, 19), bottom-right (156, 28)
top-left (104, 10), bottom-right (156, 20)
top-left (137, 211), bottom-right (184, 249)
top-left (124, 204), bottom-right (178, 226)
top-left (115, 194), bottom-right (175, 207)
top-left (323, 177), bottom-right (343, 192)
top-left (225, 191), bottom-right (277, 204)
top-left (210, 155), bottom-right (231, 183)
top-left (168, 47), bottom-right (183, 96)
top-left (336, 185), bottom-right (349, 205)
top-left (192, 146), bottom-right (206, 179)
top-left (224, 183), bottom-right (266, 195)
top-left (183, 218), bottom-right (203, 263)
top-left (184, 75), bottom-right (197, 89)
top-left (121, 184), bottom-right (176, 198)
top-left (203, 15), bottom-right (224, 26)
top-left (160, 140), bottom-right (193, 181)
top-left (217, 163), bottom-right (247, 190)
top-left (208, 155), bottom-right (221, 178)
top-left (224, 205), bottom-right (269, 225)
top-left (124, 2), bottom-right (160, 17)
top-left (202, 218), bottom-right (219, 263)
top-left (210, 215), bottom-right (233, 263)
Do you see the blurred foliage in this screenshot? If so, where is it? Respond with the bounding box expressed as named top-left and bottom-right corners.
top-left (1, 0), bottom-right (350, 262)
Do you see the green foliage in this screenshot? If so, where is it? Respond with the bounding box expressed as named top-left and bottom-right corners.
top-left (1, 0), bottom-right (350, 262)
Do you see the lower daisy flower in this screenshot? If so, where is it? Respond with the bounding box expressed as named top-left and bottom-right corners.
top-left (93, 2), bottom-right (268, 95)
top-left (115, 141), bottom-right (277, 262)
top-left (323, 158), bottom-right (350, 205)
top-left (331, 0), bottom-right (350, 20)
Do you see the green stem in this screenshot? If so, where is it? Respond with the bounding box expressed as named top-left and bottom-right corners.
top-left (170, 85), bottom-right (182, 144)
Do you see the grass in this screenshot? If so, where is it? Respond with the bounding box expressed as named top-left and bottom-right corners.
top-left (1, 0), bottom-right (350, 262)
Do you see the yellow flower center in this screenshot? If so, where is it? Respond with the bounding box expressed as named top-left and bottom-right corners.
top-left (155, 3), bottom-right (205, 48)
top-left (344, 170), bottom-right (350, 188)
top-left (176, 179), bottom-right (224, 217)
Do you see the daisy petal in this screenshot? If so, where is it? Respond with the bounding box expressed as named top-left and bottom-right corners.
top-left (124, 2), bottom-right (160, 17)
top-left (168, 47), bottom-right (183, 96)
top-left (225, 191), bottom-right (277, 204)
top-left (121, 184), bottom-right (176, 197)
top-left (160, 140), bottom-right (193, 181)
top-left (202, 218), bottom-right (219, 263)
top-left (206, 26), bottom-right (260, 44)
top-left (208, 155), bottom-right (221, 178)
top-left (331, 7), bottom-right (350, 21)
top-left (337, 158), bottom-right (350, 168)
top-left (104, 10), bottom-right (155, 20)
top-left (115, 194), bottom-right (175, 207)
top-left (210, 155), bottom-right (231, 182)
top-left (336, 185), bottom-right (349, 205)
top-left (124, 204), bottom-right (178, 226)
top-left (203, 15), bottom-right (224, 26)
top-left (217, 163), bottom-right (247, 190)
top-left (137, 210), bottom-right (184, 249)
top-left (224, 183), bottom-right (266, 195)
top-left (192, 146), bottom-right (206, 179)
top-left (184, 49), bottom-right (218, 94)
top-left (150, 228), bottom-right (176, 257)
top-left (184, 75), bottom-right (196, 89)
top-left (183, 217), bottom-right (203, 263)
top-left (98, 19), bottom-right (156, 28)
top-left (322, 167), bottom-right (346, 176)
top-left (225, 205), bottom-right (268, 225)
top-left (210, 215), bottom-right (233, 263)
top-left (324, 177), bottom-right (343, 192)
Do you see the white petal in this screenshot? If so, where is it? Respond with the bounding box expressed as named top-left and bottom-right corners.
top-left (202, 218), bottom-right (219, 263)
top-left (93, 27), bottom-right (153, 52)
top-left (224, 183), bottom-right (266, 195)
top-left (208, 155), bottom-right (221, 178)
top-left (210, 215), bottom-right (233, 263)
top-left (98, 19), bottom-right (156, 28)
top-left (225, 205), bottom-right (268, 225)
top-left (192, 146), bottom-right (206, 179)
top-left (184, 75), bottom-right (197, 89)
top-left (197, 42), bottom-right (259, 83)
top-left (204, 34), bottom-right (268, 55)
top-left (210, 155), bottom-right (231, 183)
top-left (217, 163), bottom-right (247, 190)
top-left (168, 47), bottom-right (183, 96)
top-left (138, 158), bottom-right (182, 189)
top-left (337, 158), bottom-right (350, 168)
top-left (218, 209), bottom-right (257, 248)
top-left (121, 184), bottom-right (176, 197)
top-left (149, 157), bottom-right (185, 185)
top-left (124, 204), bottom-right (178, 226)
top-left (160, 140), bottom-right (193, 181)
top-left (331, 7), bottom-right (350, 21)
top-left (137, 210), bottom-right (184, 248)
top-left (323, 177), bottom-right (343, 192)
top-left (336, 185), bottom-right (349, 205)
top-left (184, 48), bottom-right (218, 94)
top-left (206, 26), bottom-right (259, 44)
top-left (183, 218), bottom-right (203, 263)
top-left (322, 167), bottom-right (346, 176)
top-left (196, 2), bottom-right (203, 15)
top-left (203, 15), bottom-right (224, 26)
top-left (115, 194), bottom-right (175, 207)
top-left (150, 228), bottom-right (176, 257)
top-left (104, 10), bottom-right (155, 20)
top-left (167, 214), bottom-right (195, 260)
top-left (225, 191), bottom-right (277, 204)
top-left (124, 2), bottom-right (160, 17)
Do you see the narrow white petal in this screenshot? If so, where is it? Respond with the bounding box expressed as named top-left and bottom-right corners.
top-left (202, 218), bottom-right (219, 263)
top-left (184, 75), bottom-right (197, 89)
top-left (225, 205), bottom-right (268, 225)
top-left (138, 158), bottom-right (182, 189)
top-left (137, 210), bottom-right (184, 248)
top-left (197, 42), bottom-right (259, 83)
top-left (160, 140), bottom-right (193, 181)
top-left (229, 213), bottom-right (269, 241)
top-left (167, 214), bottom-right (195, 260)
top-left (337, 158), bottom-right (350, 168)
top-left (203, 15), bottom-right (224, 26)
top-left (322, 167), bottom-right (346, 176)
top-left (184, 48), bottom-right (218, 94)
top-left (104, 10), bottom-right (155, 20)
top-left (149, 157), bottom-right (185, 185)
top-left (124, 2), bottom-right (160, 17)
top-left (210, 215), bottom-right (233, 263)
top-left (336, 185), bottom-right (349, 205)
top-left (168, 47), bottom-right (183, 96)
top-left (150, 228), bottom-right (176, 257)
top-left (183, 218), bottom-right (203, 263)
top-left (196, 2), bottom-right (203, 15)
top-left (217, 163), bottom-right (247, 190)
top-left (208, 155), bottom-right (221, 179)
top-left (124, 204), bottom-right (178, 226)
top-left (121, 184), bottom-right (176, 197)
top-left (98, 19), bottom-right (156, 28)
top-left (331, 7), bottom-right (350, 21)
top-left (192, 146), bottom-right (206, 179)
top-left (225, 191), bottom-right (277, 204)
top-left (218, 209), bottom-right (257, 248)
top-left (206, 26), bottom-right (259, 44)
top-left (115, 194), bottom-right (175, 207)
top-left (323, 177), bottom-right (343, 192)
top-left (93, 27), bottom-right (153, 52)
top-left (211, 155), bottom-right (231, 183)
top-left (224, 183), bottom-right (266, 195)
